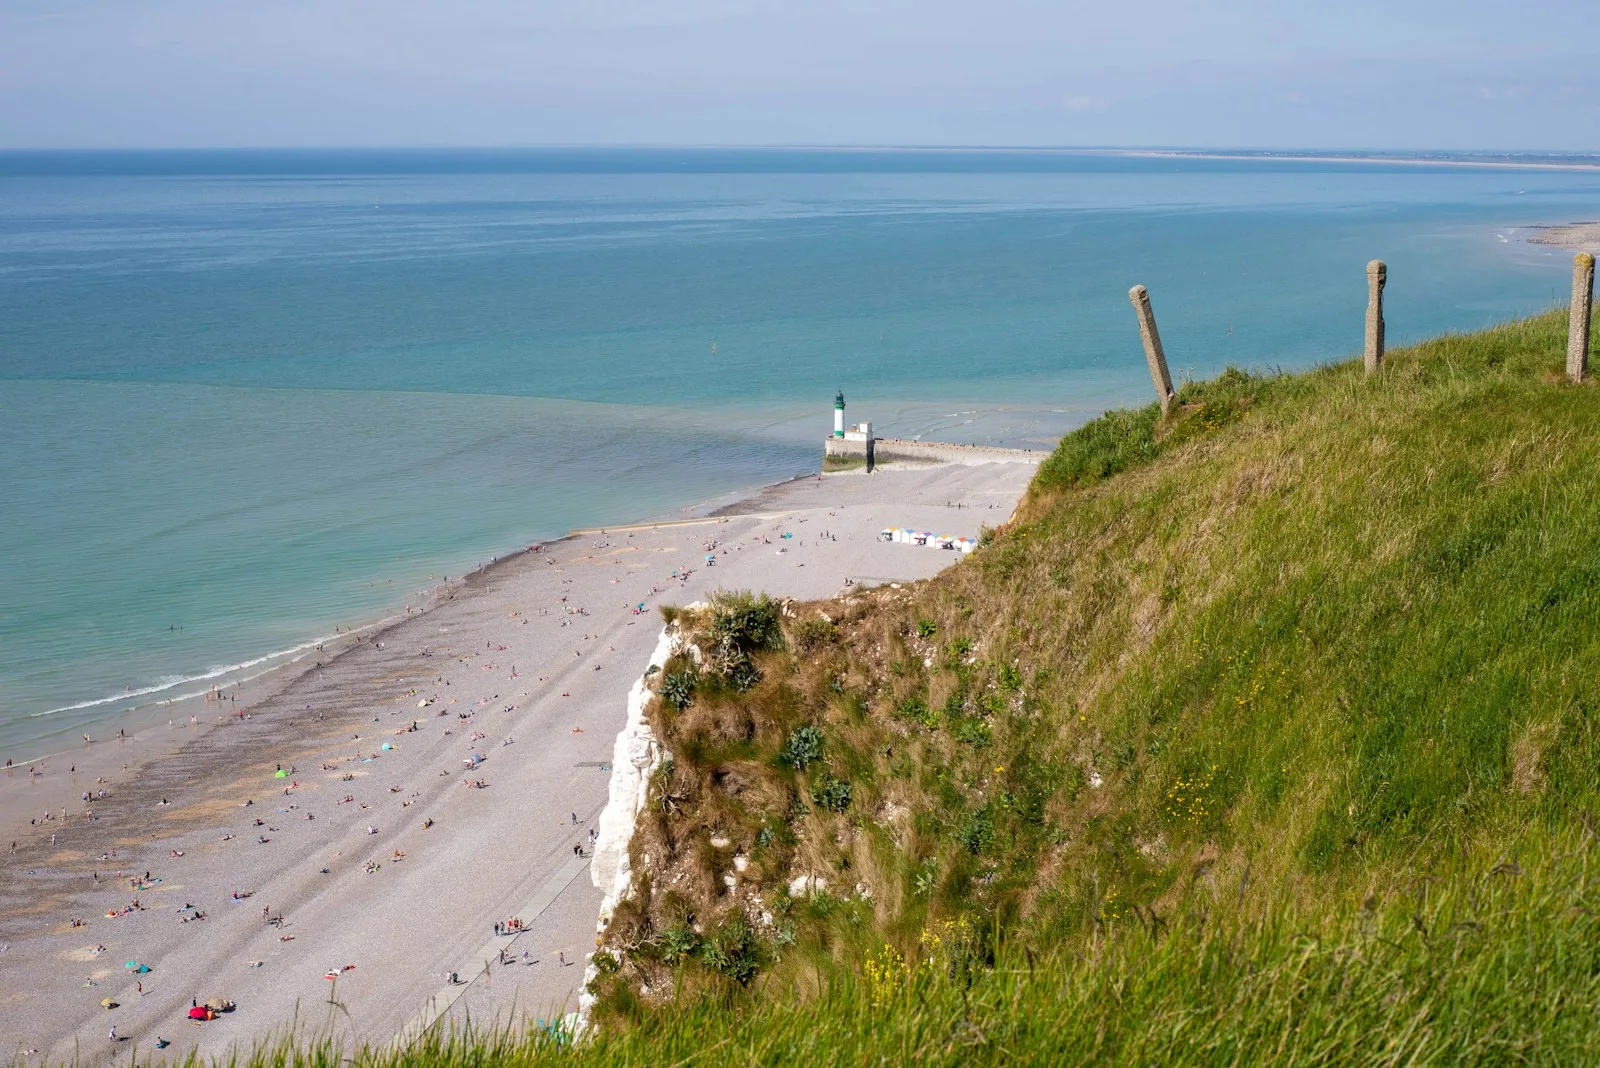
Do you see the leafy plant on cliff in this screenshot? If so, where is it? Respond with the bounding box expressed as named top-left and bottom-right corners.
top-left (808, 773), bottom-right (852, 813)
top-left (779, 724), bottom-right (824, 769)
top-left (659, 670), bottom-right (696, 711)
top-left (705, 590), bottom-right (784, 692)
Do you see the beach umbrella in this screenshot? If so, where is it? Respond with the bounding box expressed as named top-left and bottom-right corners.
top-left (381, 743), bottom-right (393, 751)
top-left (273, 769), bottom-right (288, 778)
top-left (101, 998), bottom-right (118, 1009)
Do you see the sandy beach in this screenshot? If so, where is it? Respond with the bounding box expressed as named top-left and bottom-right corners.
top-left (0, 459), bottom-right (1036, 1064)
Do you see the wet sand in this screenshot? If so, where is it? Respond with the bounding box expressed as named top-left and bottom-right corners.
top-left (0, 461), bottom-right (1035, 1064)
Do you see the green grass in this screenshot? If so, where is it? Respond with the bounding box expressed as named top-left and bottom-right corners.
top-left (566, 825), bottom-right (1600, 1065)
top-left (105, 308), bottom-right (1600, 1064)
top-left (577, 308), bottom-right (1600, 1058)
top-left (147, 824), bottom-right (1600, 1066)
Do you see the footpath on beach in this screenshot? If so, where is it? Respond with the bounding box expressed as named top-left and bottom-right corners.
top-left (0, 461), bottom-right (1035, 1065)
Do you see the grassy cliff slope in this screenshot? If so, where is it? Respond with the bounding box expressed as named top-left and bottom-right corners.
top-left (565, 308), bottom-right (1600, 1064)
top-left (201, 308), bottom-right (1600, 1066)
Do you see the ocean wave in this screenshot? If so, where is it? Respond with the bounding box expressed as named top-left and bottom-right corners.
top-left (28, 633), bottom-right (345, 718)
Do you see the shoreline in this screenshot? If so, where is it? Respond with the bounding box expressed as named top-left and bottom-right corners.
top-left (1, 464), bottom-right (828, 775)
top-left (2, 448), bottom-right (984, 840)
top-left (0, 463), bottom-right (832, 893)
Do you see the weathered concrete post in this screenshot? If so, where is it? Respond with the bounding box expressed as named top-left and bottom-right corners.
top-left (1568, 253), bottom-right (1594, 383)
top-left (1364, 260), bottom-right (1386, 375)
top-left (1128, 284), bottom-right (1175, 415)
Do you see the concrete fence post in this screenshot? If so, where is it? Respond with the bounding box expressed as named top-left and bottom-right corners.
top-left (1568, 253), bottom-right (1594, 384)
top-left (1129, 284), bottom-right (1175, 415)
top-left (1364, 260), bottom-right (1386, 375)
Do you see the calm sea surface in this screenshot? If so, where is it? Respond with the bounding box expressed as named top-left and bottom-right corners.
top-left (3, 148), bottom-right (1597, 754)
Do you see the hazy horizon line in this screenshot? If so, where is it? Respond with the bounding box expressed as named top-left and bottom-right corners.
top-left (2, 143), bottom-right (1599, 157)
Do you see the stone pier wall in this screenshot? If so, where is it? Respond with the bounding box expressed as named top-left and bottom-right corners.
top-left (823, 437), bottom-right (1042, 468)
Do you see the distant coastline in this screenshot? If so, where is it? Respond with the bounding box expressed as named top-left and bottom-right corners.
top-left (812, 145), bottom-right (1600, 172)
top-left (1119, 148), bottom-right (1600, 172)
top-left (6, 144), bottom-right (1600, 175)
top-left (1524, 222), bottom-right (1600, 251)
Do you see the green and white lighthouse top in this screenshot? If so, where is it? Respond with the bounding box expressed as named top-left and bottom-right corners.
top-left (835, 391), bottom-right (845, 410)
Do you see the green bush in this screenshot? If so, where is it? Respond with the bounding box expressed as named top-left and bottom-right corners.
top-left (952, 716), bottom-right (991, 748)
top-left (1033, 404), bottom-right (1163, 492)
top-left (697, 916), bottom-right (764, 985)
top-left (708, 590), bottom-right (784, 652)
top-left (1032, 366), bottom-right (1268, 494)
top-left (660, 670), bottom-right (697, 711)
top-left (896, 695), bottom-right (938, 729)
top-left (957, 805), bottom-right (994, 854)
top-left (706, 590), bottom-right (784, 692)
top-left (653, 923), bottom-right (699, 965)
top-left (810, 773), bottom-right (853, 812)
top-left (779, 725), bottom-right (824, 769)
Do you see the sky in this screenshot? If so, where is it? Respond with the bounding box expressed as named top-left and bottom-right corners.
top-left (1, 0), bottom-right (1598, 150)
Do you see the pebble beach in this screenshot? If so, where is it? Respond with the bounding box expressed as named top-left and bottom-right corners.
top-left (0, 461), bottom-right (1035, 1063)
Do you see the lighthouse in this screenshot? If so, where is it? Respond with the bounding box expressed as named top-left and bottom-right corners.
top-left (834, 391), bottom-right (846, 438)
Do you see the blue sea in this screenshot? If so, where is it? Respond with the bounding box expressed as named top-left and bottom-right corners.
top-left (3, 147), bottom-right (1598, 756)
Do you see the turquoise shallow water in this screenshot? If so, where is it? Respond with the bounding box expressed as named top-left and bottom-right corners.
top-left (3, 148), bottom-right (1598, 755)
